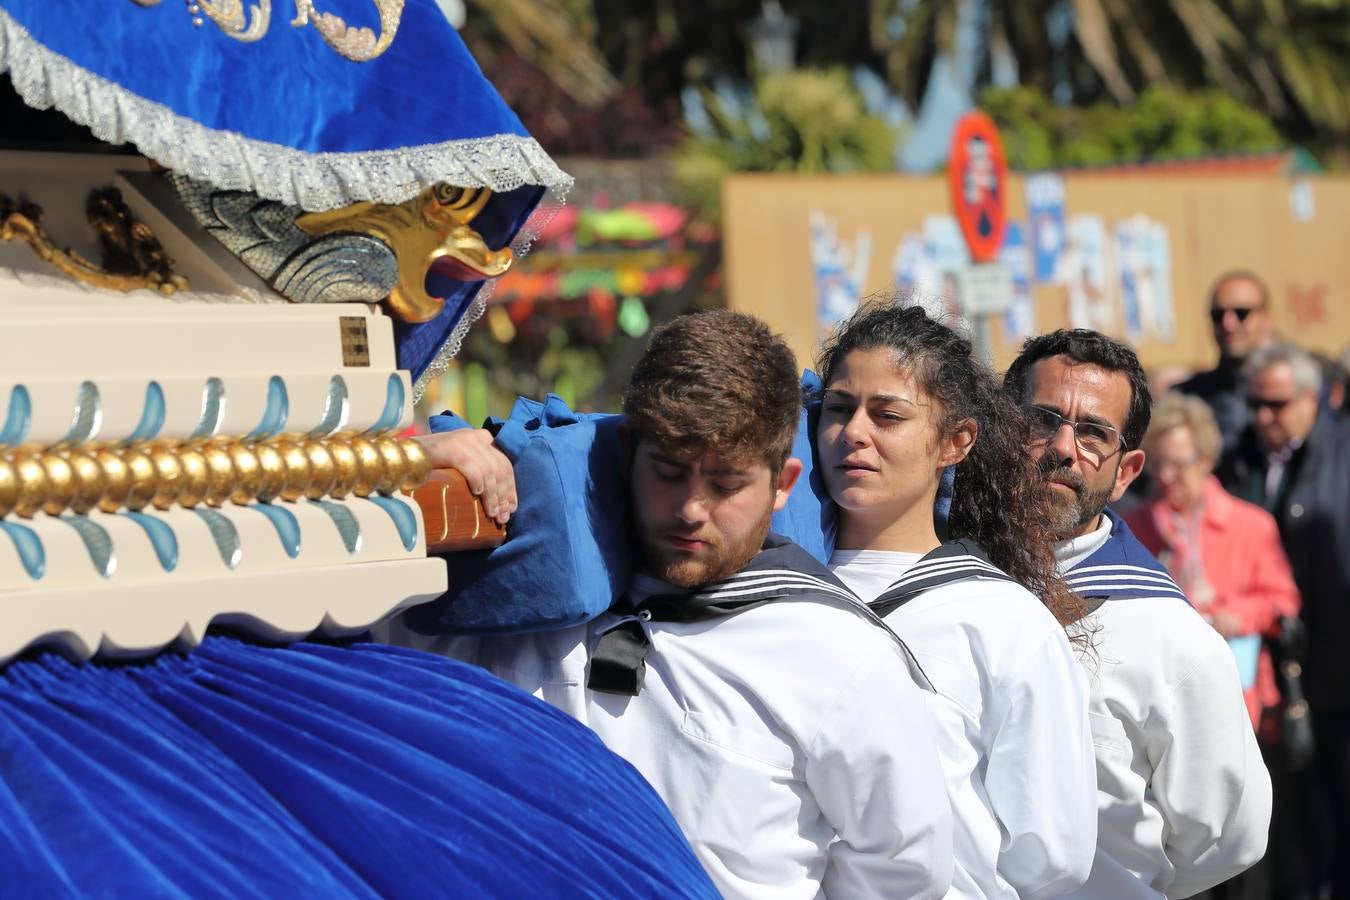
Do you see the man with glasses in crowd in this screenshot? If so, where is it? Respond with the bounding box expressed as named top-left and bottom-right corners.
top-left (1004, 329), bottom-right (1271, 900)
top-left (1219, 342), bottom-right (1350, 900)
top-left (1176, 271), bottom-right (1277, 451)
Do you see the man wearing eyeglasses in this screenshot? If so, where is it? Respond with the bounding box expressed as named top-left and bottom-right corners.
top-left (1175, 271), bottom-right (1277, 452)
top-left (1219, 342), bottom-right (1350, 900)
top-left (1004, 329), bottom-right (1271, 900)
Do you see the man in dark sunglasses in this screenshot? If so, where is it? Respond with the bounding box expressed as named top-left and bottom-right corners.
top-left (1175, 271), bottom-right (1276, 451)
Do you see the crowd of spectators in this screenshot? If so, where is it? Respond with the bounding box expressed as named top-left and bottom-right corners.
top-left (1130, 271), bottom-right (1349, 900)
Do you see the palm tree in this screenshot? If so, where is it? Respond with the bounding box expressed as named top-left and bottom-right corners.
top-left (867, 1), bottom-right (1062, 103)
top-left (870, 0), bottom-right (1350, 153)
top-left (1225, 0), bottom-right (1350, 138)
top-left (460, 0), bottom-right (617, 106)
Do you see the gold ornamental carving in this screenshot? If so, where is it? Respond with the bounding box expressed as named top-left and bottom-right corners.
top-left (0, 434), bottom-right (430, 520)
top-left (296, 184), bottom-right (514, 324)
top-left (0, 189), bottom-right (189, 296)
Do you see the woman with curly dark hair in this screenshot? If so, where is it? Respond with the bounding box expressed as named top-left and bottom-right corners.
top-left (814, 300), bottom-right (1097, 899)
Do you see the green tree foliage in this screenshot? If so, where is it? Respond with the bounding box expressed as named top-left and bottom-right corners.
top-left (873, 0), bottom-right (1350, 157)
top-left (462, 1), bottom-right (1346, 159)
top-left (673, 68), bottom-right (898, 217)
top-left (981, 84), bottom-right (1284, 169)
top-left (462, 1), bottom-right (890, 157)
top-left (458, 316), bottom-right (609, 414)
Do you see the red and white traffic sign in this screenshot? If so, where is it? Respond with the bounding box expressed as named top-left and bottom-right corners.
top-left (947, 110), bottom-right (1009, 264)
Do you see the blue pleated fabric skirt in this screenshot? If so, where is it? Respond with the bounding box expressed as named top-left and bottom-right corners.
top-left (0, 636), bottom-right (717, 898)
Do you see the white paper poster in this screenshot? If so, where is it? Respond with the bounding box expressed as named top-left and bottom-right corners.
top-left (889, 216), bottom-right (969, 322)
top-left (1026, 173), bottom-right (1067, 284)
top-left (1115, 215), bottom-right (1175, 343)
top-left (999, 221), bottom-right (1036, 342)
top-left (920, 216), bottom-right (970, 321)
top-left (1058, 215), bottom-right (1115, 333)
top-left (1290, 178), bottom-right (1316, 223)
top-left (809, 210), bottom-right (871, 332)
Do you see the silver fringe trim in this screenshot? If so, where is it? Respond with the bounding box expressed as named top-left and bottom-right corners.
top-left (0, 7), bottom-right (573, 213)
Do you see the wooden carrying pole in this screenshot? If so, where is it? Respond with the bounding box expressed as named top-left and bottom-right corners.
top-left (410, 468), bottom-right (507, 553)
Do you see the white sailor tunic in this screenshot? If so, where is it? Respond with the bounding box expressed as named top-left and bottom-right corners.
top-left (832, 539), bottom-right (1099, 899)
top-left (424, 535), bottom-right (957, 900)
top-left (1055, 509), bottom-right (1272, 899)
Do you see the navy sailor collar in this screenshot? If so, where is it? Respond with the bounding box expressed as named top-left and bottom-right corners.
top-left (643, 533), bottom-right (859, 618)
top-left (868, 538), bottom-right (1015, 618)
top-left (1063, 509), bottom-right (1188, 604)
top-left (588, 534), bottom-right (924, 696)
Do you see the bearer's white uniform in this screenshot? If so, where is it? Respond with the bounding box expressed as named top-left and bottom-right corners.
top-left (1055, 511), bottom-right (1272, 899)
top-left (393, 549), bottom-right (955, 900)
top-left (831, 547), bottom-right (1098, 899)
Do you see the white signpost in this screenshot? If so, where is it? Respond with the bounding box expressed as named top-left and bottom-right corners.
top-left (955, 262), bottom-right (1014, 317)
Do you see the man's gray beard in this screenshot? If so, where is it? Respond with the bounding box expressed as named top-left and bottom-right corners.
top-left (1046, 483), bottom-right (1115, 541)
top-left (1040, 456), bottom-right (1118, 541)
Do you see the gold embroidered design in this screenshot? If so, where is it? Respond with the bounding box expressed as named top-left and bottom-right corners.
top-left (131, 0), bottom-right (403, 61)
top-left (199, 0), bottom-right (271, 42)
top-left (291, 0), bottom-right (404, 62)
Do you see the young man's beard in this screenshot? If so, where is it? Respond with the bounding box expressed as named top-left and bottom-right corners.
top-left (1039, 457), bottom-right (1116, 541)
top-left (636, 502), bottom-right (774, 589)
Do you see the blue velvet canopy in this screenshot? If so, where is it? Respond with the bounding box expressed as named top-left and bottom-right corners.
top-left (0, 0), bottom-right (571, 389)
top-left (0, 637), bottom-right (717, 897)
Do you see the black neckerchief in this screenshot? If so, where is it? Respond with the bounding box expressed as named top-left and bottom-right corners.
top-left (867, 538), bottom-right (1014, 619)
top-left (587, 534), bottom-right (863, 696)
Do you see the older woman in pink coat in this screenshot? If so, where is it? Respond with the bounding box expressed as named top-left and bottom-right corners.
top-left (1126, 393), bottom-right (1300, 728)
